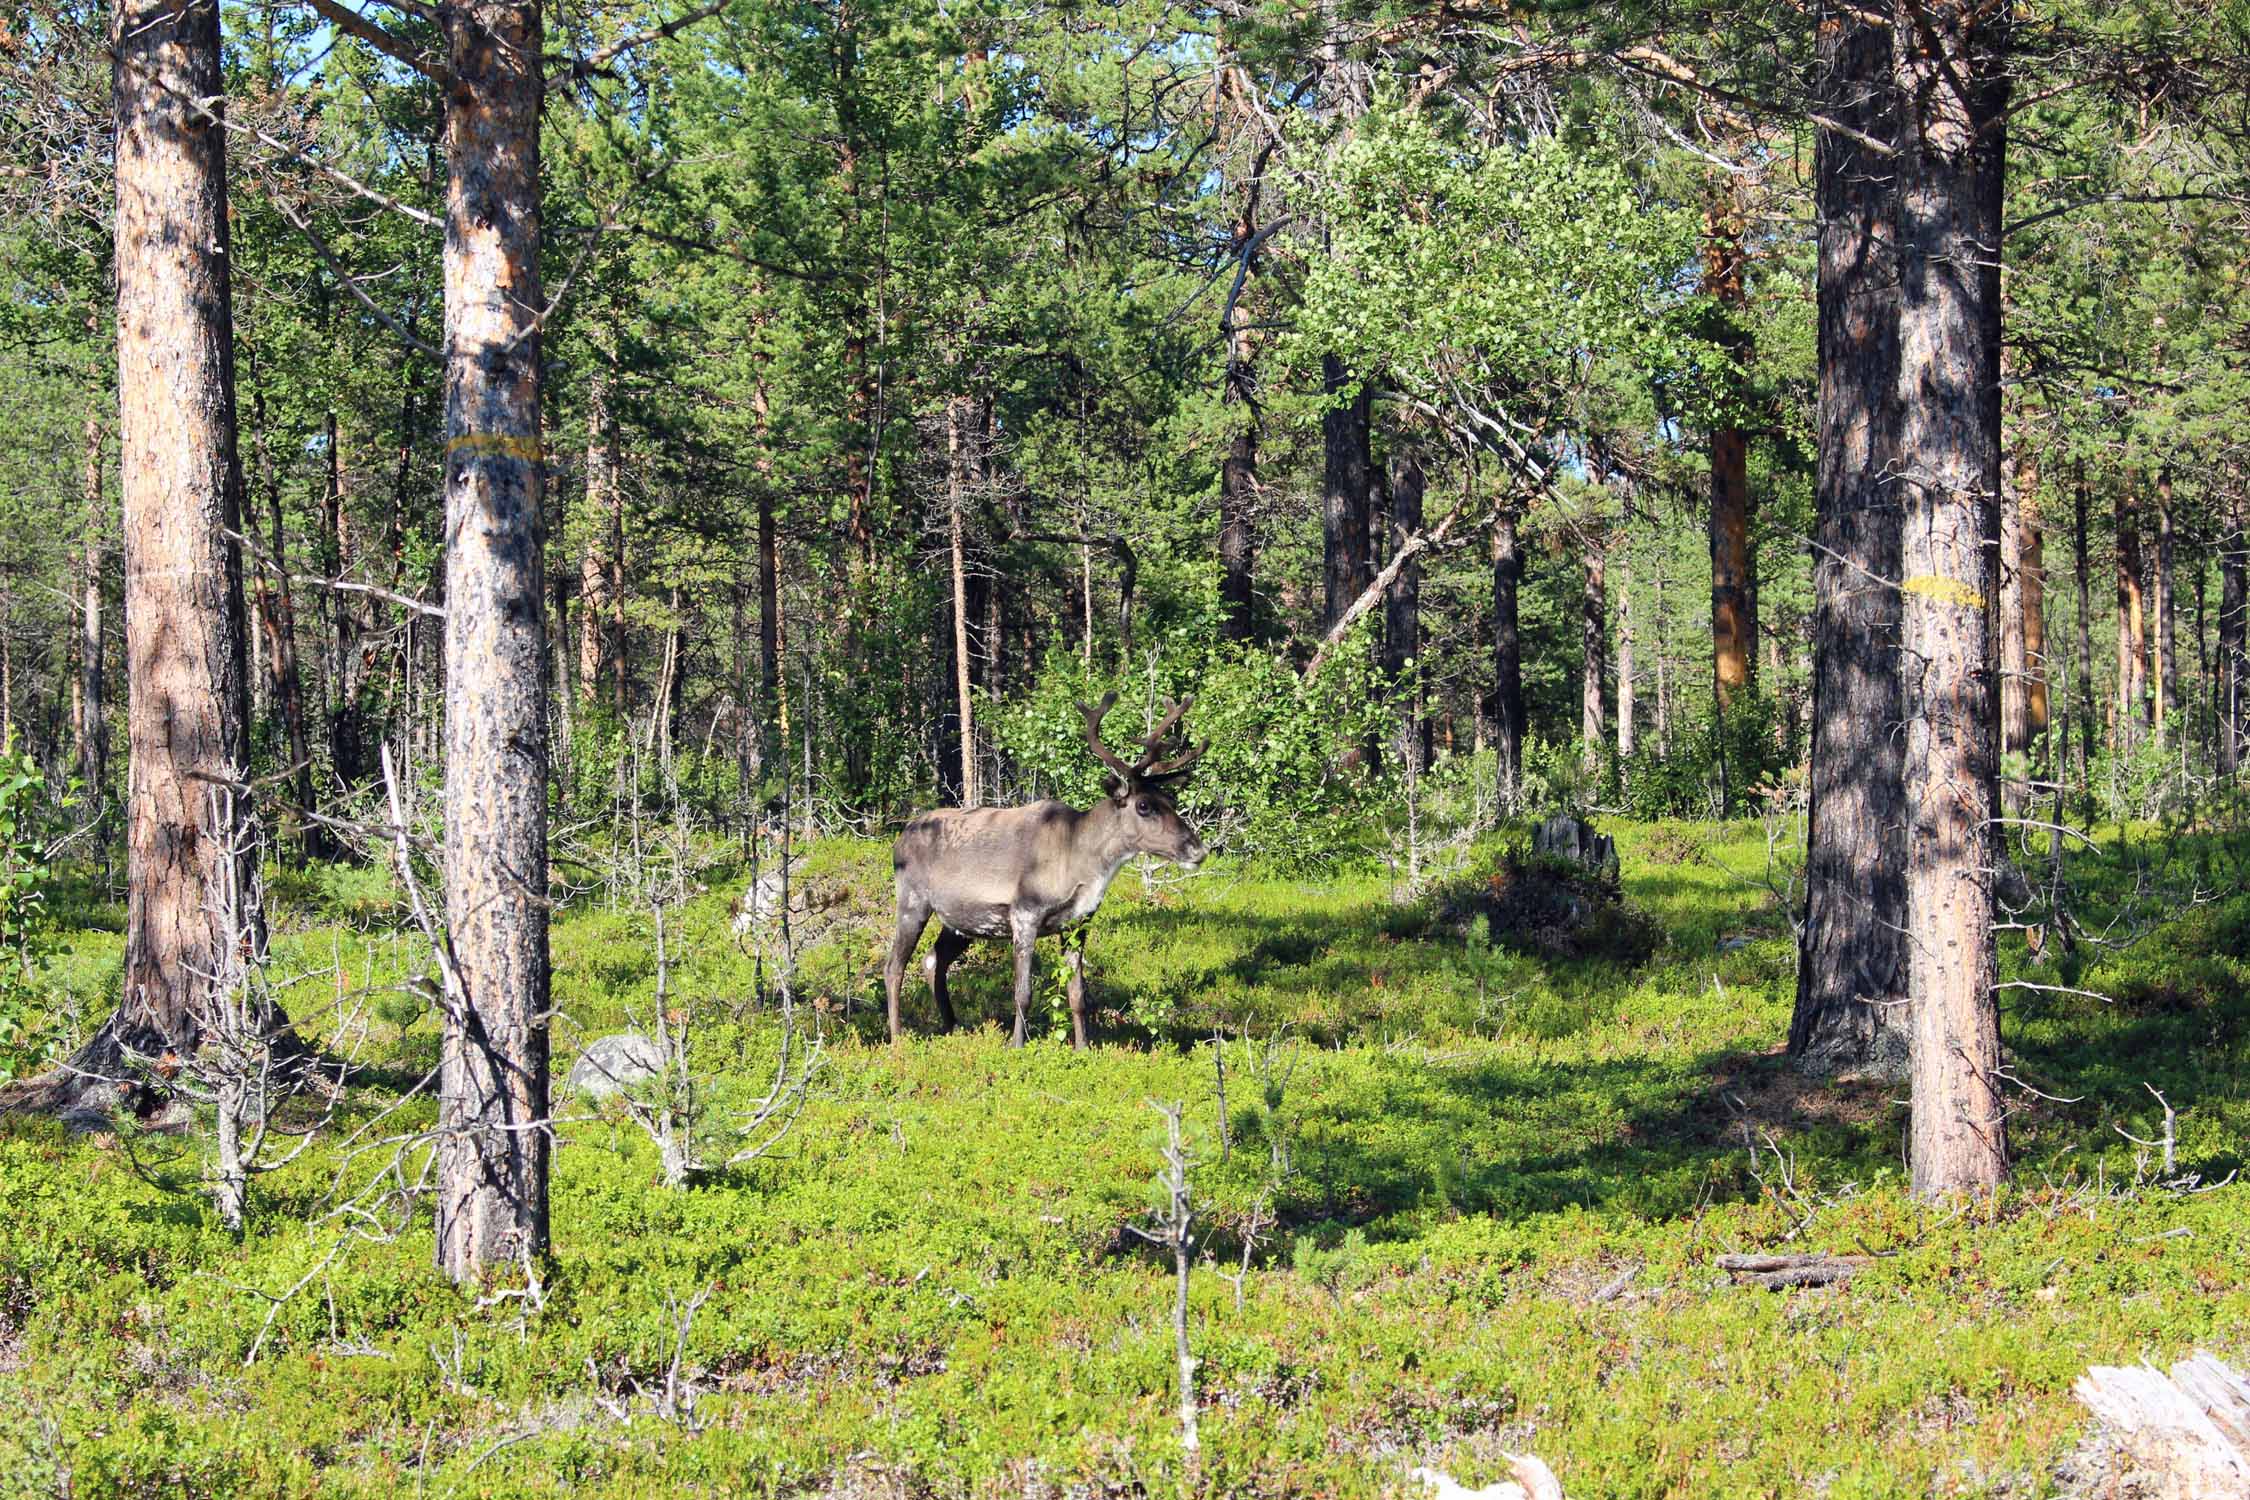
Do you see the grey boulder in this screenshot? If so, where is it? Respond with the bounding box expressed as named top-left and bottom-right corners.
top-left (567, 1033), bottom-right (664, 1099)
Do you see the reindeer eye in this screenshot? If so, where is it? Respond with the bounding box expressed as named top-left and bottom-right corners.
top-left (1134, 798), bottom-right (1152, 818)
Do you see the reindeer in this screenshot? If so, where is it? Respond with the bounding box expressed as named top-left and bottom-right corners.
top-left (882, 693), bottom-right (1207, 1048)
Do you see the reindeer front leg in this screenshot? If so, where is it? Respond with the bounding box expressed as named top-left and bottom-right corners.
top-left (1009, 910), bottom-right (1040, 1047)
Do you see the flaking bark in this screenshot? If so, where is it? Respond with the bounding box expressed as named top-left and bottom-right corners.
top-left (435, 0), bottom-right (552, 1281)
top-left (1793, 1), bottom-right (1908, 1080)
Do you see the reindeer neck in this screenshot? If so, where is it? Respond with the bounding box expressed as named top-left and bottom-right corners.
top-left (1073, 796), bottom-right (1139, 875)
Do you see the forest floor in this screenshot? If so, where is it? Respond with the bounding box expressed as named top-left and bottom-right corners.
top-left (4, 817), bottom-right (2247, 1498)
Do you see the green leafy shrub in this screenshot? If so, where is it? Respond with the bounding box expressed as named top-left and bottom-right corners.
top-left (1619, 691), bottom-right (1793, 820)
top-left (2091, 720), bottom-right (2189, 823)
top-left (0, 733), bottom-right (69, 1081)
top-left (992, 633), bottom-right (1390, 870)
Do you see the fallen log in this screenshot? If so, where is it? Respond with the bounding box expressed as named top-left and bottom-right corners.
top-left (1716, 1252), bottom-right (1868, 1290)
top-left (2073, 1352), bottom-right (2250, 1499)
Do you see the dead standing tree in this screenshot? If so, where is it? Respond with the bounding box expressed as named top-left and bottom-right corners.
top-left (1129, 1101), bottom-right (1201, 1480)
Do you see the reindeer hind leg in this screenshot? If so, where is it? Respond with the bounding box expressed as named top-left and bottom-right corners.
top-left (884, 892), bottom-right (932, 1046)
top-left (928, 928), bottom-right (971, 1032)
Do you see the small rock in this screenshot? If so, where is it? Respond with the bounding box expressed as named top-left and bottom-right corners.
top-left (566, 1033), bottom-right (664, 1099)
top-left (731, 858), bottom-right (808, 937)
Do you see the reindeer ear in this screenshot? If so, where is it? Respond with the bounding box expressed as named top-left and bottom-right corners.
top-left (1102, 772), bottom-right (1127, 801)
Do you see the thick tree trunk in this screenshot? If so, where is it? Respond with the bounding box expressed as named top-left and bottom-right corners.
top-left (1793, 1), bottom-right (1908, 1080)
top-left (1704, 180), bottom-right (1757, 711)
top-left (435, 0), bottom-right (550, 1282)
top-left (76, 411), bottom-right (107, 806)
top-left (947, 395), bottom-right (979, 808)
top-left (2223, 490), bottom-right (2246, 775)
top-left (1581, 536), bottom-right (1607, 776)
top-left (1491, 505), bottom-right (1526, 813)
top-left (54, 0), bottom-right (260, 1112)
top-left (1893, 0), bottom-right (2008, 1197)
top-left (1320, 355), bottom-right (1374, 634)
top-left (2117, 480), bottom-right (2147, 748)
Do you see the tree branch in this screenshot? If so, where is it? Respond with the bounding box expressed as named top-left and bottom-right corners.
top-left (301, 0), bottom-right (446, 82)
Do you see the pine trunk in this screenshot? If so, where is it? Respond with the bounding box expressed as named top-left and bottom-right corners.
top-left (251, 390), bottom-right (320, 853)
top-left (77, 411), bottom-right (107, 806)
top-left (1219, 422), bottom-right (1257, 643)
top-left (1653, 550), bottom-right (1672, 753)
top-left (2074, 470), bottom-right (2094, 788)
top-left (1320, 355), bottom-right (1374, 635)
top-left (753, 379), bottom-right (780, 777)
top-left (1793, 1), bottom-right (1908, 1080)
top-left (2223, 491), bottom-right (2246, 775)
top-left (1894, 0), bottom-right (2008, 1197)
top-left (1616, 546), bottom-right (1636, 762)
top-left (1217, 152), bottom-right (1261, 646)
top-left (947, 395), bottom-right (979, 808)
top-left (2022, 452), bottom-right (2048, 738)
top-left (326, 410), bottom-right (369, 791)
top-left (1383, 458), bottom-right (1426, 767)
top-left (1704, 182), bottom-right (1756, 711)
top-left (578, 361), bottom-right (623, 714)
top-left (2155, 471), bottom-right (2176, 744)
top-left (1581, 539), bottom-right (1607, 776)
top-left (435, 0), bottom-right (551, 1282)
top-left (68, 0), bottom-right (259, 1108)
top-left (2000, 430), bottom-right (2029, 814)
top-left (2118, 481), bottom-right (2147, 748)
top-left (1491, 505), bottom-right (1526, 813)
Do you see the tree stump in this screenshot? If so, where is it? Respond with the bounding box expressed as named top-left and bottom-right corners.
top-left (2073, 1352), bottom-right (2250, 1498)
top-left (1532, 813), bottom-right (1618, 884)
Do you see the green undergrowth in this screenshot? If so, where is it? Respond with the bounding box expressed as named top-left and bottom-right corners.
top-left (4, 819), bottom-right (2248, 1497)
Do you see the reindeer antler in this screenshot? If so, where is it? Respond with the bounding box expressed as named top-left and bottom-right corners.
top-left (1137, 695), bottom-right (1205, 780)
top-left (1078, 692), bottom-right (1205, 783)
top-left (1077, 692), bottom-right (1137, 781)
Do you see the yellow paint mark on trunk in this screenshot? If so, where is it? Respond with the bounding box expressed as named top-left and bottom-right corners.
top-left (1903, 575), bottom-right (1984, 609)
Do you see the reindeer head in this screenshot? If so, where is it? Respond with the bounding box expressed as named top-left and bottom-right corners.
top-left (1077, 691), bottom-right (1208, 869)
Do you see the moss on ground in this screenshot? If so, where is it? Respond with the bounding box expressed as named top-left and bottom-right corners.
top-left (3, 819), bottom-right (2245, 1497)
